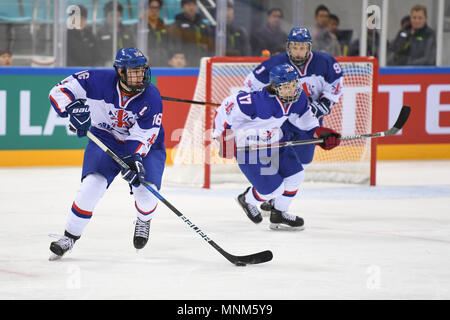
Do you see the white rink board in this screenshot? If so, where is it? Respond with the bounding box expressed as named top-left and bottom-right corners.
top-left (0, 161), bottom-right (450, 299)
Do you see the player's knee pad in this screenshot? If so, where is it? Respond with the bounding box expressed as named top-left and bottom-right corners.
top-left (74, 173), bottom-right (108, 212)
top-left (132, 184), bottom-right (158, 220)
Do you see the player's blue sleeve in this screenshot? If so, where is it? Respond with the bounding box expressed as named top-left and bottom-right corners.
top-left (252, 53), bottom-right (288, 84)
top-left (125, 86), bottom-right (163, 156)
top-left (235, 92), bottom-right (258, 119)
top-left (324, 54), bottom-right (343, 84)
top-left (49, 72), bottom-right (93, 117)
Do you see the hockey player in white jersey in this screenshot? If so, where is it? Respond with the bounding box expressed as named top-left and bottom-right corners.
top-left (243, 27), bottom-right (344, 213)
top-left (48, 48), bottom-right (166, 259)
top-left (213, 64), bottom-right (341, 230)
top-left (243, 27), bottom-right (343, 124)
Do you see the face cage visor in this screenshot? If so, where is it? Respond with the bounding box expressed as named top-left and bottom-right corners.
top-left (117, 65), bottom-right (151, 94)
top-left (273, 79), bottom-right (302, 104)
top-left (286, 41), bottom-right (311, 66)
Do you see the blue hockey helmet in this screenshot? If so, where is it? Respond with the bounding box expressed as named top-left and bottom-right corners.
top-left (286, 27), bottom-right (312, 65)
top-left (113, 48), bottom-right (151, 93)
top-left (269, 64), bottom-right (302, 103)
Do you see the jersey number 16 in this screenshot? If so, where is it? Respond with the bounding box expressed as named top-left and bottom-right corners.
top-left (153, 113), bottom-right (163, 126)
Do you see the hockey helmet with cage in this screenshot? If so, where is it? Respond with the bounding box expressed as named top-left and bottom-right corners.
top-left (269, 63), bottom-right (302, 104)
top-left (114, 48), bottom-right (151, 94)
top-left (286, 27), bottom-right (312, 65)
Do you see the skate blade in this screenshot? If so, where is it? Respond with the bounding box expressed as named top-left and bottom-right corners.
top-left (269, 223), bottom-right (305, 231)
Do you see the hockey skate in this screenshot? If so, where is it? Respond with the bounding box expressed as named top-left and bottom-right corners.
top-left (237, 187), bottom-right (263, 224)
top-left (269, 208), bottom-right (304, 231)
top-left (49, 231), bottom-right (79, 261)
top-left (260, 199), bottom-right (274, 217)
top-left (134, 218), bottom-right (151, 250)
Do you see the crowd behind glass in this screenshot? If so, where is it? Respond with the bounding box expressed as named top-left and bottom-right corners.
top-left (0, 0), bottom-right (441, 67)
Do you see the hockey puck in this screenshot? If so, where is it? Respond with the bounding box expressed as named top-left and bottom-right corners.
top-left (235, 262), bottom-right (246, 266)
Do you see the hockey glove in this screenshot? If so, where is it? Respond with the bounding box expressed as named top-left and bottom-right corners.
top-left (310, 97), bottom-right (331, 120)
top-left (66, 99), bottom-right (91, 138)
top-left (121, 153), bottom-right (146, 187)
top-left (314, 126), bottom-right (341, 150)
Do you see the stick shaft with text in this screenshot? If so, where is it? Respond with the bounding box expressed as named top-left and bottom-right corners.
top-left (86, 131), bottom-right (273, 266)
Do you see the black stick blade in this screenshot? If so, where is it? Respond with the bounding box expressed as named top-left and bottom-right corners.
top-left (226, 250), bottom-right (273, 266)
top-left (393, 105), bottom-right (411, 130)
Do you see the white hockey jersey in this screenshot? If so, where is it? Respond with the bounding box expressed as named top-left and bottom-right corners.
top-left (213, 88), bottom-right (319, 148)
top-left (49, 69), bottom-right (164, 156)
top-left (243, 51), bottom-right (343, 105)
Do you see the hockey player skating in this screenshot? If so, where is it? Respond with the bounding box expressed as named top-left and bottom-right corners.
top-left (242, 27), bottom-right (344, 213)
top-left (48, 48), bottom-right (166, 259)
top-left (213, 64), bottom-right (341, 230)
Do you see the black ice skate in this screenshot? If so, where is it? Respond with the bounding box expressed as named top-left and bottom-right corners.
top-left (49, 231), bottom-right (79, 260)
top-left (260, 199), bottom-right (274, 217)
top-left (237, 187), bottom-right (263, 224)
top-left (269, 208), bottom-right (304, 231)
top-left (134, 218), bottom-right (151, 250)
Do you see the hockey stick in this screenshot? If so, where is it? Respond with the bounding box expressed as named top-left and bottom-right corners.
top-left (161, 96), bottom-right (220, 107)
top-left (237, 105), bottom-right (411, 152)
top-left (86, 131), bottom-right (273, 266)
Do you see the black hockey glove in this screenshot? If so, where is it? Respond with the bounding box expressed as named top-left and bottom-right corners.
top-left (121, 153), bottom-right (146, 187)
top-left (310, 97), bottom-right (331, 120)
top-left (66, 99), bottom-right (91, 137)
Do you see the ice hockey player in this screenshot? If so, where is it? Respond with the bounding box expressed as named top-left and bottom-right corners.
top-left (243, 27), bottom-right (343, 124)
top-left (242, 27), bottom-right (344, 213)
top-left (48, 47), bottom-right (166, 259)
top-left (213, 63), bottom-right (341, 230)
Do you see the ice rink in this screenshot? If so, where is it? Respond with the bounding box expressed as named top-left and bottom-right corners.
top-left (1, 160), bottom-right (450, 300)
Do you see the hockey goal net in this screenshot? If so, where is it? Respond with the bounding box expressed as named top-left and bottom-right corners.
top-left (164, 56), bottom-right (378, 188)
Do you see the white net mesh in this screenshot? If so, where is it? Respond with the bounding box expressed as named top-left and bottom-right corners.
top-left (164, 57), bottom-right (376, 187)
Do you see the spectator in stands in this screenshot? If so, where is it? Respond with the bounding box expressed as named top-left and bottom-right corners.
top-left (169, 0), bottom-right (213, 67)
top-left (146, 0), bottom-right (171, 66)
top-left (96, 1), bottom-right (136, 66)
top-left (225, 0), bottom-right (251, 56)
top-left (309, 5), bottom-right (341, 56)
top-left (400, 15), bottom-right (411, 32)
top-left (386, 16), bottom-right (410, 63)
top-left (251, 8), bottom-right (288, 56)
top-left (0, 49), bottom-right (12, 66)
top-left (167, 48), bottom-right (187, 68)
top-left (67, 4), bottom-right (99, 67)
top-left (388, 4), bottom-right (436, 65)
top-left (327, 13), bottom-right (352, 56)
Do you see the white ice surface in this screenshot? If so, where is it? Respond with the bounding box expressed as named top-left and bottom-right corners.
top-left (0, 160), bottom-right (449, 299)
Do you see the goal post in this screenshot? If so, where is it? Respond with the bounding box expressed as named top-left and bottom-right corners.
top-left (165, 56), bottom-right (379, 188)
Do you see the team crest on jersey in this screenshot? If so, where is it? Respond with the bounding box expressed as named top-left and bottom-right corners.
top-left (266, 129), bottom-right (274, 140)
top-left (225, 102), bottom-right (234, 115)
top-left (264, 128), bottom-right (282, 142)
top-left (246, 128), bottom-right (282, 143)
top-left (109, 109), bottom-right (133, 128)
